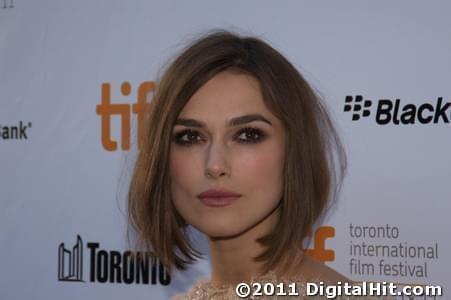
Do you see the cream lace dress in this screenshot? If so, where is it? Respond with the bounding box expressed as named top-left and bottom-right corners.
top-left (172, 270), bottom-right (395, 299)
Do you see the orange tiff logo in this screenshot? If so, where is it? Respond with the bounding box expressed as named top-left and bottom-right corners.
top-left (305, 226), bottom-right (335, 263)
top-left (96, 81), bottom-right (156, 151)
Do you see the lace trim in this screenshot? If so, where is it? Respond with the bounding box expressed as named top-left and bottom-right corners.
top-left (173, 270), bottom-right (321, 299)
top-left (172, 271), bottom-right (395, 299)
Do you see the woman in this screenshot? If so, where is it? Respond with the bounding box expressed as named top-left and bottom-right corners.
top-left (128, 31), bottom-right (389, 299)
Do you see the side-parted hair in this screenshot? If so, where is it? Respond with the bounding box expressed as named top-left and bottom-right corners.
top-left (128, 30), bottom-right (347, 274)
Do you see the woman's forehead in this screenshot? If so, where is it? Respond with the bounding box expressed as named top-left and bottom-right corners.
top-left (178, 71), bottom-right (274, 120)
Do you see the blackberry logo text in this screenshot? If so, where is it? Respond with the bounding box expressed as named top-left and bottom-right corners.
top-left (344, 95), bottom-right (450, 125)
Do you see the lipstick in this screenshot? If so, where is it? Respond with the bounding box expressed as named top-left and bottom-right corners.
top-left (197, 189), bottom-right (242, 207)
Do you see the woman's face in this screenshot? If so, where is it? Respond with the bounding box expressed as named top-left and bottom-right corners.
top-left (169, 71), bottom-right (286, 238)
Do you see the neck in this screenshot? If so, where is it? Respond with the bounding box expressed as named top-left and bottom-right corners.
top-left (207, 207), bottom-right (279, 286)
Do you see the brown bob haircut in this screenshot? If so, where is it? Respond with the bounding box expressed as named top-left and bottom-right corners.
top-left (128, 30), bottom-right (347, 274)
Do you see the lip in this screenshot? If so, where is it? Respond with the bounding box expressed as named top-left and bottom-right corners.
top-left (197, 189), bottom-right (242, 207)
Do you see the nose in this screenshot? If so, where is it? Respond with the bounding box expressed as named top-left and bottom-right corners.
top-left (205, 140), bottom-right (230, 179)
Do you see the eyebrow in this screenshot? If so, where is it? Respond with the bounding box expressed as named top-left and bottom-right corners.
top-left (174, 114), bottom-right (273, 128)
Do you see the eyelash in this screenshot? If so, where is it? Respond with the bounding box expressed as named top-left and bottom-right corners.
top-left (172, 127), bottom-right (267, 146)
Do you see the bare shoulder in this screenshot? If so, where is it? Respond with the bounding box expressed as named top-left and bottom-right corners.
top-left (298, 254), bottom-right (350, 283)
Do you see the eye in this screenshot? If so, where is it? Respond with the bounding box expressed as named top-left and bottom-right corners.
top-left (173, 129), bottom-right (205, 146)
top-left (235, 127), bottom-right (266, 144)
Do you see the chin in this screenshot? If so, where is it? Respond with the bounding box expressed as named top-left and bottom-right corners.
top-left (191, 214), bottom-right (251, 239)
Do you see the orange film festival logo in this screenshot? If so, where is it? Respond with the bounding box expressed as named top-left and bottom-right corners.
top-left (305, 226), bottom-right (335, 263)
top-left (96, 81), bottom-right (156, 151)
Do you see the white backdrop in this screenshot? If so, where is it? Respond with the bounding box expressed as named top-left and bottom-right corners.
top-left (1, 1), bottom-right (449, 299)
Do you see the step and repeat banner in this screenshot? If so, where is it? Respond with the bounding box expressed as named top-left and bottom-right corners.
top-left (1, 1), bottom-right (449, 299)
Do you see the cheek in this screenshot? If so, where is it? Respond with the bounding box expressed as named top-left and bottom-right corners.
top-left (169, 151), bottom-right (193, 184)
top-left (169, 151), bottom-right (186, 183)
top-left (236, 144), bottom-right (285, 194)
top-left (169, 149), bottom-right (197, 187)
